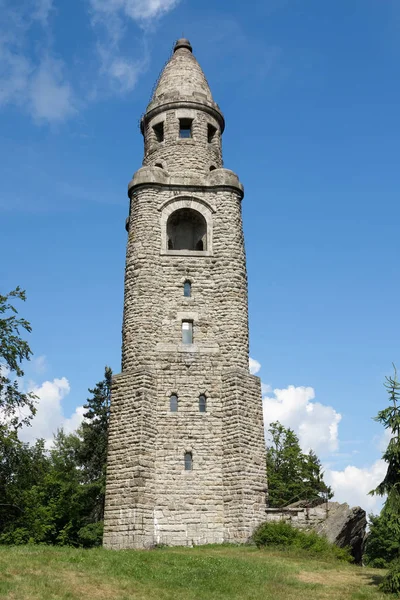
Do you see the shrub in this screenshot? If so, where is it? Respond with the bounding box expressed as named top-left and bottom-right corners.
top-left (77, 522), bottom-right (104, 548)
top-left (381, 558), bottom-right (400, 595)
top-left (252, 521), bottom-right (352, 562)
top-left (252, 521), bottom-right (298, 547)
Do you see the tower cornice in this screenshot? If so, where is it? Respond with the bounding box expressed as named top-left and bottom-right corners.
top-left (127, 167), bottom-right (244, 199)
top-left (141, 100), bottom-right (225, 135)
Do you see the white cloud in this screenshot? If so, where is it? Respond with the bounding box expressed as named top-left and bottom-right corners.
top-left (89, 0), bottom-right (181, 24)
top-left (376, 427), bottom-right (391, 453)
top-left (263, 384), bottom-right (342, 455)
top-left (89, 0), bottom-right (180, 93)
top-left (0, 2), bottom-right (75, 122)
top-left (325, 460), bottom-right (387, 513)
top-left (96, 44), bottom-right (144, 93)
top-left (19, 377), bottom-right (84, 446)
top-left (253, 354), bottom-right (386, 513)
top-left (33, 0), bottom-right (54, 26)
top-left (261, 382), bottom-right (272, 395)
top-left (32, 354), bottom-right (47, 375)
top-left (0, 0), bottom-right (182, 121)
top-left (249, 357), bottom-right (261, 375)
top-left (29, 56), bottom-right (76, 122)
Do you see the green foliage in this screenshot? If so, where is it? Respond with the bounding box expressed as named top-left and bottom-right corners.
top-left (77, 522), bottom-right (104, 547)
top-left (365, 513), bottom-right (400, 568)
top-left (367, 366), bottom-right (400, 571)
top-left (381, 558), bottom-right (400, 595)
top-left (0, 368), bottom-right (112, 548)
top-left (266, 421), bottom-right (333, 507)
top-left (76, 366), bottom-right (112, 521)
top-left (0, 287), bottom-right (36, 430)
top-left (252, 521), bottom-right (352, 562)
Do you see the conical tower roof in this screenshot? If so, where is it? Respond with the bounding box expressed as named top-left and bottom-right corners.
top-left (145, 39), bottom-right (224, 129)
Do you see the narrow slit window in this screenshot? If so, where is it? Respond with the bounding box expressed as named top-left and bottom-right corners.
top-left (153, 121), bottom-right (164, 142)
top-left (207, 124), bottom-right (217, 144)
top-left (179, 118), bottom-right (192, 138)
top-left (199, 394), bottom-right (207, 413)
top-left (183, 280), bottom-right (191, 297)
top-left (170, 394), bottom-right (178, 412)
top-left (184, 452), bottom-right (193, 471)
top-left (182, 320), bottom-right (193, 344)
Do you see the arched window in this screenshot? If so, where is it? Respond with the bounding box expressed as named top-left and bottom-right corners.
top-left (170, 394), bottom-right (178, 412)
top-left (155, 162), bottom-right (163, 169)
top-left (209, 165), bottom-right (216, 171)
top-left (184, 452), bottom-right (193, 471)
top-left (167, 208), bottom-right (207, 251)
top-left (199, 394), bottom-right (207, 413)
top-left (183, 280), bottom-right (191, 297)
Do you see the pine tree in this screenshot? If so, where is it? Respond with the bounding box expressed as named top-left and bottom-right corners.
top-left (76, 366), bottom-right (112, 521)
top-left (371, 366), bottom-right (400, 522)
top-left (366, 366), bottom-right (400, 569)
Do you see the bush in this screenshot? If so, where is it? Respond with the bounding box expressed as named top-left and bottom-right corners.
top-left (381, 558), bottom-right (400, 595)
top-left (77, 522), bottom-right (104, 548)
top-left (252, 521), bottom-right (352, 562)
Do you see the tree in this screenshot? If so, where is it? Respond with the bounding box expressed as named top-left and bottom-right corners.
top-left (0, 287), bottom-right (36, 430)
top-left (365, 366), bottom-right (400, 568)
top-left (0, 367), bottom-right (112, 548)
top-left (371, 366), bottom-right (400, 522)
top-left (266, 421), bottom-right (332, 507)
top-left (76, 366), bottom-right (112, 522)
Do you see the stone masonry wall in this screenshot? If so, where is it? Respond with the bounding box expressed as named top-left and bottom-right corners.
top-left (122, 184), bottom-right (250, 373)
top-left (103, 370), bottom-right (157, 549)
top-left (103, 39), bottom-right (267, 549)
top-left (264, 505), bottom-right (330, 530)
top-left (143, 109), bottom-right (222, 176)
top-left (222, 370), bottom-right (267, 542)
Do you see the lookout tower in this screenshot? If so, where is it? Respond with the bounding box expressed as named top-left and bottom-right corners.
top-left (103, 39), bottom-right (267, 549)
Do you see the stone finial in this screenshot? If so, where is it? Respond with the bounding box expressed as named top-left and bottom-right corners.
top-left (174, 38), bottom-right (193, 53)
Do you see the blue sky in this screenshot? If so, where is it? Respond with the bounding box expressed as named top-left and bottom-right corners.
top-left (1, 0), bottom-right (399, 512)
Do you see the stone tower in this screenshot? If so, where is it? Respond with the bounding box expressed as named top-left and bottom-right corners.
top-left (103, 39), bottom-right (267, 549)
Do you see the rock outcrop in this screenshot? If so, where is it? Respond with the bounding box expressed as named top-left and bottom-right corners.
top-left (313, 502), bottom-right (367, 563)
top-left (264, 500), bottom-right (367, 563)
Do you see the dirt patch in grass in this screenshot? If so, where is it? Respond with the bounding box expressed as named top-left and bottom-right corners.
top-left (59, 571), bottom-right (123, 599)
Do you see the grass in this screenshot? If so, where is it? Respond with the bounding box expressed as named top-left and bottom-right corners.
top-left (0, 544), bottom-right (388, 600)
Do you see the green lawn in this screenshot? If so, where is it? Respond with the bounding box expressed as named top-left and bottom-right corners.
top-left (0, 545), bottom-right (387, 600)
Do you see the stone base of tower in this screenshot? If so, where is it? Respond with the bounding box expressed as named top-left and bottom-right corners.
top-left (222, 370), bottom-right (267, 543)
top-left (103, 370), bottom-right (157, 550)
top-left (103, 367), bottom-right (266, 549)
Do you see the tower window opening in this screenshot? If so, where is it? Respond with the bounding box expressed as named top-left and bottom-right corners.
top-left (199, 394), bottom-right (207, 413)
top-left (207, 124), bottom-right (217, 143)
top-left (209, 165), bottom-right (216, 171)
top-left (182, 320), bottom-right (193, 344)
top-left (153, 121), bottom-right (164, 142)
top-left (184, 451), bottom-right (193, 471)
top-left (170, 394), bottom-right (178, 412)
top-left (155, 162), bottom-right (163, 169)
top-left (183, 280), bottom-right (191, 297)
top-left (166, 208), bottom-right (207, 251)
top-left (179, 118), bottom-right (192, 138)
